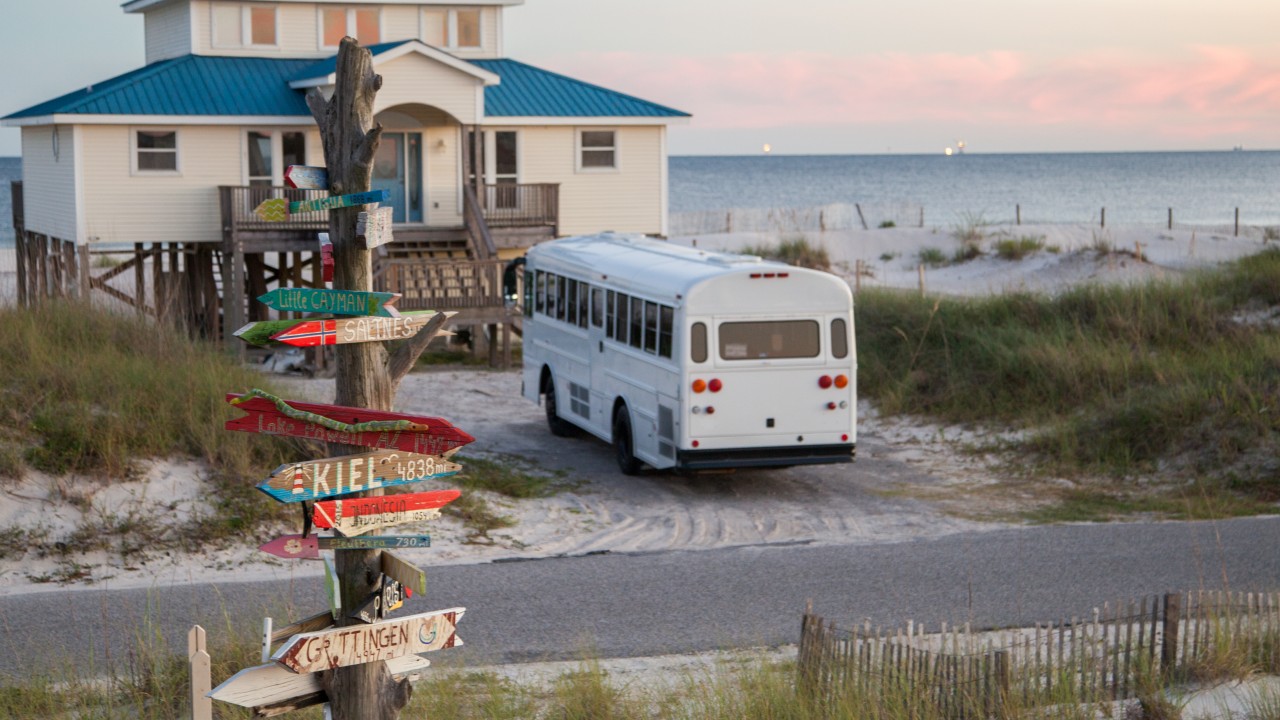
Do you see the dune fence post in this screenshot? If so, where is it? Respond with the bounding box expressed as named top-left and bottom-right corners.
top-left (1016, 204), bottom-right (1021, 225)
top-left (1101, 207), bottom-right (1106, 228)
top-left (1168, 207), bottom-right (1173, 230)
top-left (189, 625), bottom-right (212, 720)
top-left (1235, 208), bottom-right (1240, 237)
top-left (1162, 593), bottom-right (1180, 678)
top-left (918, 264), bottom-right (926, 297)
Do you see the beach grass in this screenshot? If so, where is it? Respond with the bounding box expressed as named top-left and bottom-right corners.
top-left (742, 235), bottom-right (831, 271)
top-left (856, 248), bottom-right (1280, 511)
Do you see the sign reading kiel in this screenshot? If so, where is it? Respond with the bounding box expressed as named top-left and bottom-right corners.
top-left (312, 489), bottom-right (461, 537)
top-left (225, 393), bottom-right (475, 456)
top-left (273, 607), bottom-right (464, 674)
top-left (270, 311), bottom-right (445, 347)
top-left (258, 288), bottom-right (402, 318)
top-left (258, 450), bottom-right (461, 503)
top-left (254, 189), bottom-right (388, 222)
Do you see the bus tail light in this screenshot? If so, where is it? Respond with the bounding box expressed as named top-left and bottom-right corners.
top-left (834, 374), bottom-right (849, 389)
top-left (709, 378), bottom-right (723, 392)
top-left (842, 434), bottom-right (849, 442)
top-left (706, 406), bottom-right (715, 414)
top-left (692, 379), bottom-right (707, 393)
top-left (692, 440), bottom-right (700, 448)
top-left (827, 402), bottom-right (837, 410)
top-left (818, 375), bottom-right (833, 389)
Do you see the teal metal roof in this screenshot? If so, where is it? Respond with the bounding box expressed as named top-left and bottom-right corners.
top-left (472, 59), bottom-right (689, 118)
top-left (4, 55), bottom-right (315, 119)
top-left (5, 50), bottom-right (688, 121)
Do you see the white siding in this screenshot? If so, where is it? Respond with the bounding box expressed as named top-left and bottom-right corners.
top-left (514, 126), bottom-right (666, 237)
top-left (374, 52), bottom-right (484, 124)
top-left (20, 127), bottom-right (79, 242)
top-left (79, 125), bottom-right (244, 244)
top-left (425, 124), bottom-right (462, 226)
top-left (448, 6), bottom-right (500, 60)
top-left (144, 1), bottom-right (193, 63)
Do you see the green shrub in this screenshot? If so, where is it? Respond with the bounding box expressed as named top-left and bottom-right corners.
top-left (992, 235), bottom-right (1046, 260)
top-left (918, 247), bottom-right (947, 267)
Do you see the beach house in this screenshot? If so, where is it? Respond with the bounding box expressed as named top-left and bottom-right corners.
top-left (4, 0), bottom-right (689, 349)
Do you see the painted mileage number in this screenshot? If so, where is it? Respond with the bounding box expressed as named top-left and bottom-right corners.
top-left (394, 536), bottom-right (431, 548)
top-left (396, 455), bottom-right (438, 480)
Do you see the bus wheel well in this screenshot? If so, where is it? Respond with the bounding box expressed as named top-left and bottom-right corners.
top-left (540, 366), bottom-right (554, 394)
top-left (611, 398), bottom-right (629, 427)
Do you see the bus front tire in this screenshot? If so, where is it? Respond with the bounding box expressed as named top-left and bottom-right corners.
top-left (544, 377), bottom-right (576, 437)
top-left (613, 409), bottom-right (642, 476)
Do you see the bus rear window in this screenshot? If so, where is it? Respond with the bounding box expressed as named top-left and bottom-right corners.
top-left (831, 318), bottom-right (848, 359)
top-left (719, 320), bottom-right (820, 360)
top-left (690, 322), bottom-right (707, 363)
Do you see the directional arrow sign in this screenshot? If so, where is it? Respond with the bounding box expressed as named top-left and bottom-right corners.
top-left (258, 451), bottom-right (461, 503)
top-left (258, 288), bottom-right (402, 318)
top-left (209, 654), bottom-right (431, 712)
top-left (284, 165), bottom-right (329, 190)
top-left (259, 534), bottom-right (433, 560)
top-left (254, 189), bottom-right (388, 221)
top-left (272, 607), bottom-right (464, 674)
top-left (225, 394), bottom-right (475, 456)
top-left (270, 311), bottom-right (447, 347)
top-left (312, 489), bottom-right (460, 537)
top-left (233, 319), bottom-right (303, 346)
top-left (357, 206), bottom-right (395, 249)
top-left (381, 550), bottom-right (426, 596)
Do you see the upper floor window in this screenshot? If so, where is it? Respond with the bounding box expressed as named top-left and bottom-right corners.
top-left (132, 129), bottom-right (180, 175)
top-left (321, 7), bottom-right (381, 48)
top-left (421, 8), bottom-right (482, 49)
top-left (212, 3), bottom-right (278, 48)
top-left (577, 130), bottom-right (618, 171)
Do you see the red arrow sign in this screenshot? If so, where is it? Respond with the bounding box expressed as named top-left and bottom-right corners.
top-left (225, 394), bottom-right (475, 456)
top-left (312, 489), bottom-right (460, 536)
top-left (269, 312), bottom-right (444, 347)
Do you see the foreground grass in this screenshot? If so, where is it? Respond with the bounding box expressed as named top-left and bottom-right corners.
top-left (0, 301), bottom-right (303, 552)
top-left (857, 249), bottom-right (1280, 515)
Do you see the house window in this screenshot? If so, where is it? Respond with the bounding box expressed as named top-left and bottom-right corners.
top-left (245, 130), bottom-right (306, 186)
top-left (133, 130), bottom-right (179, 174)
top-left (321, 7), bottom-right (380, 48)
top-left (578, 130), bottom-right (617, 171)
top-left (212, 3), bottom-right (278, 48)
top-left (421, 8), bottom-right (482, 49)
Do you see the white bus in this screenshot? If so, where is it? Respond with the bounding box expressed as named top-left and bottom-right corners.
top-left (521, 233), bottom-right (855, 474)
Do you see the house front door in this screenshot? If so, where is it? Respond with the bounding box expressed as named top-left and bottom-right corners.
top-left (371, 132), bottom-right (423, 223)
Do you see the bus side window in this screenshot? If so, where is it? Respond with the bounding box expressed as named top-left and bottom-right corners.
top-left (566, 279), bottom-right (578, 325)
top-left (615, 294), bottom-right (629, 344)
top-left (606, 291), bottom-right (616, 339)
top-left (629, 296), bottom-right (643, 349)
top-left (578, 283), bottom-right (590, 329)
top-left (659, 305), bottom-right (673, 358)
top-left (524, 270), bottom-right (533, 317)
top-left (831, 318), bottom-right (849, 359)
top-left (535, 271), bottom-right (546, 315)
top-left (555, 275), bottom-right (567, 321)
top-left (643, 301), bottom-right (658, 353)
top-left (690, 322), bottom-right (707, 363)
top-left (591, 288), bottom-right (604, 328)
top-left (545, 273), bottom-right (557, 317)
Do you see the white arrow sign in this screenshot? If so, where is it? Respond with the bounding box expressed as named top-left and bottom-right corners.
top-left (209, 654), bottom-right (431, 712)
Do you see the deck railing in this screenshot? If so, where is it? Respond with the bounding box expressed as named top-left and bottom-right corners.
top-left (480, 183), bottom-right (558, 230)
top-left (376, 258), bottom-right (517, 311)
top-left (219, 186), bottom-right (330, 231)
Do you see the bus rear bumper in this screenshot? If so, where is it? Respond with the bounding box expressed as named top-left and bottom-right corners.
top-left (676, 443), bottom-right (855, 470)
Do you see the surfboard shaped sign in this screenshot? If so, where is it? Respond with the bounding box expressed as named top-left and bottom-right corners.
top-left (259, 534), bottom-right (432, 560)
top-left (209, 654), bottom-right (431, 713)
top-left (258, 450), bottom-right (461, 503)
top-left (270, 311), bottom-right (446, 347)
top-left (312, 489), bottom-right (461, 537)
top-left (253, 189), bottom-right (387, 221)
top-left (272, 607), bottom-right (464, 674)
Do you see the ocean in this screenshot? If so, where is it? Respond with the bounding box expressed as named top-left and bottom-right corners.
top-left (2, 150), bottom-right (1277, 246)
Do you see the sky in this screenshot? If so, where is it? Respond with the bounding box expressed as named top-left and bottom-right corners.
top-left (2, 0), bottom-right (1279, 156)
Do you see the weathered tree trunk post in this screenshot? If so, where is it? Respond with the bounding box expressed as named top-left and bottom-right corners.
top-left (305, 37), bottom-right (427, 720)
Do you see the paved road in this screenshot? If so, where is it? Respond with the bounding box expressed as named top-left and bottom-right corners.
top-left (2, 516), bottom-right (1277, 678)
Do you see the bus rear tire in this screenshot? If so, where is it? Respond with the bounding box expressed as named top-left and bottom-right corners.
top-left (543, 375), bottom-right (576, 437)
top-left (613, 408), bottom-right (642, 476)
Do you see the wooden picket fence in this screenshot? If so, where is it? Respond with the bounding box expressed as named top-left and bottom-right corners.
top-left (799, 590), bottom-right (1280, 716)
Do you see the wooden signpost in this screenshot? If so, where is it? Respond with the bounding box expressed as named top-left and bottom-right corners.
top-left (258, 450), bottom-right (461, 503)
top-left (258, 288), bottom-right (402, 318)
top-left (254, 189), bottom-right (389, 222)
top-left (270, 311), bottom-right (446, 347)
top-left (272, 608), bottom-right (464, 674)
top-left (225, 393), bottom-right (475, 456)
top-left (209, 654), bottom-right (431, 715)
top-left (259, 534), bottom-right (432, 560)
top-left (357, 206), bottom-right (395, 249)
top-left (284, 164), bottom-right (330, 190)
top-left (312, 489), bottom-right (461, 537)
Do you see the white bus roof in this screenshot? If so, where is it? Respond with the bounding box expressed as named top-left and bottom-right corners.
top-left (527, 233), bottom-right (846, 303)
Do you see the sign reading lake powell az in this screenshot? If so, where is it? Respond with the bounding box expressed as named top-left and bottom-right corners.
top-left (312, 489), bottom-right (461, 537)
top-left (257, 450), bottom-right (461, 503)
top-left (225, 393), bottom-right (475, 456)
top-left (272, 607), bottom-right (465, 674)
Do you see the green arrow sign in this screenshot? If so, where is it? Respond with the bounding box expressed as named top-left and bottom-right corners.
top-left (258, 288), bottom-right (401, 318)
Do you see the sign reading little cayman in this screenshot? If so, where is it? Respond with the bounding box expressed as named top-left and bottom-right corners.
top-left (273, 608), bottom-right (464, 674)
top-left (258, 450), bottom-right (461, 503)
top-left (271, 311), bottom-right (446, 347)
top-left (258, 288), bottom-right (402, 318)
top-left (312, 489), bottom-right (461, 537)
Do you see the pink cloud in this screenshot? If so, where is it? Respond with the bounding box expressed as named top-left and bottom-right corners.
top-left (534, 46), bottom-right (1280, 143)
